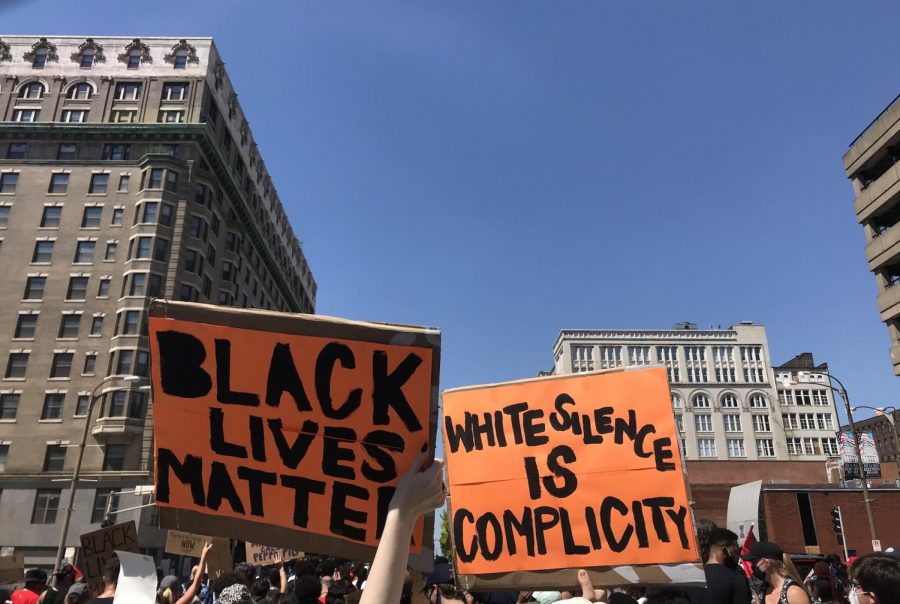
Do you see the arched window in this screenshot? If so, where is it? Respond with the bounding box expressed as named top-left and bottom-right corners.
top-left (749, 394), bottom-right (768, 409)
top-left (671, 393), bottom-right (683, 408)
top-left (720, 393), bottom-right (739, 409)
top-left (67, 82), bottom-right (93, 100)
top-left (692, 393), bottom-right (711, 408)
top-left (19, 82), bottom-right (44, 99)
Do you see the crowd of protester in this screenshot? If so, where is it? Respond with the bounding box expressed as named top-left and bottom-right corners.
top-left (2, 453), bottom-right (898, 604)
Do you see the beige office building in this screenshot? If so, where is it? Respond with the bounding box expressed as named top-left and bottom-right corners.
top-left (552, 323), bottom-right (841, 463)
top-left (0, 36), bottom-right (316, 567)
top-left (844, 93), bottom-right (900, 375)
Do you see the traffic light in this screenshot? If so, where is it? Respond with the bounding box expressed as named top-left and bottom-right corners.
top-left (831, 506), bottom-right (843, 534)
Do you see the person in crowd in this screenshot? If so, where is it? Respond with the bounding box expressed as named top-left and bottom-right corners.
top-left (217, 584), bottom-right (253, 604)
top-left (158, 543), bottom-right (213, 604)
top-left (251, 579), bottom-right (272, 603)
top-left (358, 447), bottom-right (445, 604)
top-left (694, 520), bottom-right (718, 566)
top-left (235, 564), bottom-right (256, 589)
top-left (86, 557), bottom-right (120, 604)
top-left (293, 574), bottom-right (321, 604)
top-left (804, 562), bottom-right (845, 604)
top-left (40, 564), bottom-right (76, 604)
top-left (741, 541), bottom-right (810, 604)
top-left (63, 584), bottom-right (88, 604)
top-left (325, 582), bottom-right (356, 604)
top-left (849, 552), bottom-right (900, 604)
top-left (684, 527), bottom-right (751, 604)
top-left (213, 573), bottom-right (246, 601)
top-left (12, 569), bottom-right (48, 604)
top-left (809, 579), bottom-right (840, 604)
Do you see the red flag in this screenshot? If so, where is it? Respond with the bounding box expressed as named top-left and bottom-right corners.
top-left (740, 525), bottom-right (757, 578)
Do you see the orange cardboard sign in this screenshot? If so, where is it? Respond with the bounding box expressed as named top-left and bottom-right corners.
top-left (443, 368), bottom-right (698, 577)
top-left (149, 302), bottom-right (440, 561)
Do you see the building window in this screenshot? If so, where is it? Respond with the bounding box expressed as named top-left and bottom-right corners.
top-left (571, 345), bottom-right (594, 373)
top-left (721, 393), bottom-right (739, 408)
top-left (91, 489), bottom-right (118, 524)
top-left (80, 53), bottom-right (94, 68)
top-left (225, 231), bottom-right (239, 252)
top-left (90, 315), bottom-right (104, 336)
top-left (105, 390), bottom-right (128, 417)
top-left (114, 82), bottom-right (142, 100)
top-left (816, 413), bottom-right (834, 431)
top-left (41, 393), bottom-right (65, 420)
top-left (32, 240), bottom-right (54, 263)
top-left (741, 346), bottom-right (765, 382)
top-left (6, 143), bottom-right (27, 159)
top-left (97, 278), bottom-right (111, 298)
top-left (74, 240), bottom-right (96, 263)
top-left (684, 346), bottom-right (708, 383)
top-left (131, 236), bottom-right (152, 259)
top-left (81, 206), bottom-right (103, 228)
top-left (67, 83), bottom-right (92, 99)
top-left (822, 438), bottom-right (839, 457)
top-left (162, 82), bottom-right (188, 101)
top-left (40, 206), bottom-right (62, 228)
top-left (159, 110), bottom-right (185, 123)
top-left (48, 174), bottom-right (69, 194)
top-left (50, 353), bottom-right (74, 378)
top-left (32, 51), bottom-right (48, 68)
top-left (61, 110), bottom-right (89, 123)
top-left (57, 144), bottom-right (77, 160)
top-left (695, 414), bottom-right (713, 432)
top-left (165, 170), bottom-right (178, 192)
top-left (756, 439), bottom-right (775, 457)
top-left (111, 207), bottom-right (125, 226)
top-left (102, 144), bottom-right (132, 160)
top-left (179, 283), bottom-right (198, 302)
top-left (692, 393), bottom-right (711, 408)
top-left (671, 393), bottom-right (683, 408)
top-left (66, 276), bottom-right (89, 300)
top-left (656, 346), bottom-right (680, 382)
top-left (14, 314), bottom-right (38, 339)
top-left (698, 438), bottom-right (716, 458)
top-left (0, 205), bottom-right (9, 228)
top-left (153, 239), bottom-right (169, 262)
top-left (749, 394), bottom-right (768, 408)
top-left (19, 82), bottom-right (45, 99)
top-left (786, 437), bottom-right (801, 456)
top-left (13, 109), bottom-right (40, 122)
top-left (146, 168), bottom-right (164, 189)
top-left (118, 310), bottom-right (141, 335)
top-left (110, 110), bottom-right (137, 123)
top-left (752, 414), bottom-right (771, 432)
top-left (727, 439), bottom-right (746, 458)
top-left (135, 350), bottom-right (149, 376)
top-left (114, 350), bottom-right (134, 375)
top-left (0, 393), bottom-right (21, 419)
top-left (674, 414), bottom-right (683, 432)
top-left (104, 242), bottom-right (117, 261)
top-left (24, 277), bottom-right (46, 300)
top-left (83, 353), bottom-right (97, 376)
top-left (598, 346), bottom-right (622, 369)
top-left (723, 414), bottom-right (742, 433)
top-left (0, 444), bottom-right (7, 472)
top-left (89, 174), bottom-right (108, 194)
top-left (103, 445), bottom-right (126, 471)
top-left (58, 314), bottom-right (81, 339)
top-left (1, 173), bottom-right (19, 194)
top-left (189, 216), bottom-right (208, 240)
top-left (75, 394), bottom-right (90, 416)
top-left (31, 489), bottom-right (61, 524)
top-left (627, 346), bottom-right (651, 366)
top-left (202, 275), bottom-right (212, 298)
top-left (194, 183), bottom-right (213, 207)
top-left (184, 249), bottom-right (201, 274)
top-left (117, 175), bottom-right (129, 192)
top-left (173, 53), bottom-right (188, 69)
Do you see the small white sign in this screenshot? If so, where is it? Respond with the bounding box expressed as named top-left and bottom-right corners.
top-left (113, 550), bottom-right (157, 604)
top-left (873, 539), bottom-right (882, 552)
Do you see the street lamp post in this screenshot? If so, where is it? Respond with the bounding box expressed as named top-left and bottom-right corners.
top-left (850, 405), bottom-right (900, 463)
top-left (51, 375), bottom-right (147, 580)
top-left (818, 374), bottom-right (880, 546)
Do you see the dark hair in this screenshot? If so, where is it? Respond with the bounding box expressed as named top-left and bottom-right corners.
top-left (252, 578), bottom-right (273, 598)
top-left (812, 579), bottom-right (834, 600)
top-left (644, 588), bottom-right (691, 604)
top-left (294, 574), bottom-right (321, 604)
top-left (325, 581), bottom-right (356, 604)
top-left (852, 553), bottom-right (900, 602)
top-left (235, 562), bottom-right (255, 585)
top-left (319, 561), bottom-right (336, 578)
top-left (293, 559), bottom-right (317, 579)
top-left (608, 593), bottom-right (639, 604)
top-left (102, 557), bottom-right (121, 586)
top-left (708, 528), bottom-right (739, 549)
top-left (695, 519), bottom-right (718, 563)
top-left (213, 572), bottom-right (245, 597)
top-left (281, 594), bottom-right (300, 604)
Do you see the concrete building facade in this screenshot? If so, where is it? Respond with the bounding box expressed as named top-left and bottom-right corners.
top-left (552, 323), bottom-right (841, 464)
top-left (843, 92), bottom-right (900, 375)
top-left (0, 35), bottom-right (316, 567)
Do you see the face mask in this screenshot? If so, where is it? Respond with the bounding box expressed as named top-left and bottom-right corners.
top-left (849, 589), bottom-right (861, 604)
top-left (723, 548), bottom-right (739, 571)
top-left (752, 563), bottom-right (766, 581)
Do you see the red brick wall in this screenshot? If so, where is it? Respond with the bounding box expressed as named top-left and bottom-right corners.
top-left (763, 489), bottom-right (900, 556)
top-left (686, 460), bottom-right (831, 485)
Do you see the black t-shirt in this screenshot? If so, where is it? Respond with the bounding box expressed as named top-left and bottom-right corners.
top-left (683, 564), bottom-right (752, 604)
top-left (41, 588), bottom-right (64, 604)
top-left (86, 598), bottom-right (115, 604)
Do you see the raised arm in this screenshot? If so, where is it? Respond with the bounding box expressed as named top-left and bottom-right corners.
top-left (360, 447), bottom-right (445, 604)
top-left (177, 542), bottom-right (213, 604)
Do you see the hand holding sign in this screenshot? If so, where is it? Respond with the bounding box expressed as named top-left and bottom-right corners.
top-left (389, 448), bottom-right (446, 523)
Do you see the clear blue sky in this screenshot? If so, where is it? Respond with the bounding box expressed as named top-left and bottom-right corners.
top-left (5, 0), bottom-right (900, 423)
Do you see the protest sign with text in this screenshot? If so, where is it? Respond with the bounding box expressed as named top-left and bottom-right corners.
top-left (150, 301), bottom-right (440, 564)
top-left (245, 542), bottom-right (303, 566)
top-left (0, 554), bottom-right (24, 584)
top-left (443, 368), bottom-right (703, 589)
top-left (80, 521), bottom-right (138, 596)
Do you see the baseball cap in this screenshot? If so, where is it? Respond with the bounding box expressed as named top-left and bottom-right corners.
top-left (24, 568), bottom-right (48, 584)
top-left (159, 575), bottom-right (180, 591)
top-left (54, 564), bottom-right (76, 579)
top-left (741, 541), bottom-right (784, 562)
top-left (884, 546), bottom-right (900, 559)
top-left (67, 583), bottom-right (88, 598)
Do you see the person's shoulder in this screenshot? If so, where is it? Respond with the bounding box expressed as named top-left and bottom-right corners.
top-left (785, 583), bottom-right (810, 604)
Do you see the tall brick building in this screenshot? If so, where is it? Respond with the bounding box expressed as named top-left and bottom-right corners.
top-left (0, 36), bottom-right (316, 567)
